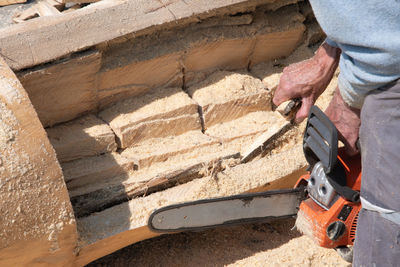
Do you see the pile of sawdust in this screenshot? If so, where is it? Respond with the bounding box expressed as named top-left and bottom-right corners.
top-left (88, 219), bottom-right (350, 267)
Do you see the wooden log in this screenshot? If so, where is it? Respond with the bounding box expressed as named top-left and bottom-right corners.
top-left (187, 71), bottom-right (271, 129)
top-left (99, 87), bottom-right (201, 148)
top-left (46, 114), bottom-right (117, 163)
top-left (76, 144), bottom-right (307, 266)
top-left (17, 50), bottom-right (101, 127)
top-left (0, 57), bottom-right (77, 266)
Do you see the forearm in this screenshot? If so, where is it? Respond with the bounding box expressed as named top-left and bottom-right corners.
top-left (314, 42), bottom-right (341, 75)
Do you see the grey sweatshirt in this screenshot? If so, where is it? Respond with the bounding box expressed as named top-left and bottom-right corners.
top-left (309, 0), bottom-right (400, 108)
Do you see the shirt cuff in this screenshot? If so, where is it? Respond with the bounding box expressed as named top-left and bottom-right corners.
top-left (325, 37), bottom-right (339, 48)
top-left (338, 75), bottom-right (365, 109)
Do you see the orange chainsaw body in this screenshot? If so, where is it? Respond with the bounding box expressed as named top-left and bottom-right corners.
top-left (295, 148), bottom-right (362, 248)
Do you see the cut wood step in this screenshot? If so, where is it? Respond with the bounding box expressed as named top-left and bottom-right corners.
top-left (76, 144), bottom-right (307, 265)
top-left (99, 87), bottom-right (201, 148)
top-left (70, 109), bottom-right (292, 198)
top-left (187, 71), bottom-right (271, 129)
top-left (120, 130), bottom-right (218, 169)
top-left (47, 114), bottom-right (117, 163)
top-left (68, 110), bottom-right (292, 206)
top-left (67, 130), bottom-right (257, 199)
top-left (62, 152), bottom-right (138, 190)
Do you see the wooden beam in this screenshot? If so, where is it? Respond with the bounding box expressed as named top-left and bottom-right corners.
top-left (0, 0), bottom-right (281, 71)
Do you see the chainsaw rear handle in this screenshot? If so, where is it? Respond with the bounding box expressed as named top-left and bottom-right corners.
top-left (303, 106), bottom-right (338, 173)
top-left (303, 106), bottom-right (360, 203)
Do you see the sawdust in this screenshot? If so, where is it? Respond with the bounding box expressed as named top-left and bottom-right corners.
top-left (89, 219), bottom-right (349, 267)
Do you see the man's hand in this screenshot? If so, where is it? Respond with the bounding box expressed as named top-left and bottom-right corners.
top-left (325, 87), bottom-right (361, 155)
top-left (273, 42), bottom-right (341, 122)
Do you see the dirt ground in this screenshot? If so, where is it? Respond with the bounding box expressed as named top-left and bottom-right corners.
top-left (88, 218), bottom-right (351, 267)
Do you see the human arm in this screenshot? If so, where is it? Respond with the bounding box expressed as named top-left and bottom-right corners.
top-left (325, 86), bottom-right (361, 155)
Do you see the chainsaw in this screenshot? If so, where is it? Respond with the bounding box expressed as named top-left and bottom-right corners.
top-left (148, 106), bottom-right (362, 262)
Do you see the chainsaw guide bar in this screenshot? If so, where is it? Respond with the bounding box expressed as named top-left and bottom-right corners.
top-left (148, 188), bottom-right (306, 233)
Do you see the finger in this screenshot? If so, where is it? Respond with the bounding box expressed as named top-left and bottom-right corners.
top-left (272, 85), bottom-right (289, 106)
top-left (295, 97), bottom-right (313, 123)
top-left (272, 77), bottom-right (296, 106)
top-left (337, 132), bottom-right (359, 156)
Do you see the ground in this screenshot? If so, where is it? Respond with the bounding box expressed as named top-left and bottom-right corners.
top-left (88, 218), bottom-right (351, 267)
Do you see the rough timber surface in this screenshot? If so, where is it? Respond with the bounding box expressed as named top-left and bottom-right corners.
top-left (0, 0), bottom-right (300, 71)
top-left (0, 57), bottom-right (77, 266)
top-left (47, 114), bottom-right (117, 163)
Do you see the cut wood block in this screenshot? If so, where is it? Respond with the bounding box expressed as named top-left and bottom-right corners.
top-left (99, 87), bottom-right (201, 148)
top-left (62, 152), bottom-right (138, 190)
top-left (97, 53), bottom-right (183, 108)
top-left (121, 130), bottom-right (217, 168)
top-left (46, 114), bottom-right (117, 163)
top-left (18, 50), bottom-right (101, 127)
top-left (187, 71), bottom-right (271, 129)
top-left (76, 144), bottom-right (307, 265)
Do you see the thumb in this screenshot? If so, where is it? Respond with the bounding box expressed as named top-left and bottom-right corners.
top-left (295, 97), bottom-right (314, 123)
